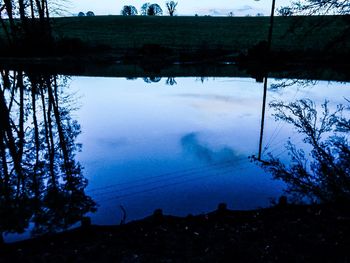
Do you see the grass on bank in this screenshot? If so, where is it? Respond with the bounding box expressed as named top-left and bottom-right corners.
top-left (48, 15), bottom-right (350, 55)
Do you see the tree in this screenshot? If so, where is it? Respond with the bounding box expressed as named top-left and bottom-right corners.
top-left (121, 5), bottom-right (138, 16)
top-left (254, 99), bottom-right (350, 203)
top-left (166, 1), bottom-right (178, 16)
top-left (78, 12), bottom-right (85, 16)
top-left (86, 11), bottom-right (95, 16)
top-left (140, 3), bottom-right (151, 15)
top-left (278, 6), bottom-right (293, 16)
top-left (147, 4), bottom-right (163, 16)
top-left (287, 0), bottom-right (350, 14)
top-left (0, 0), bottom-right (52, 46)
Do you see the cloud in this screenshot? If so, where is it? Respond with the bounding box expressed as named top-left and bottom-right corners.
top-left (181, 133), bottom-right (244, 164)
top-left (175, 93), bottom-right (260, 117)
top-left (237, 5), bottom-right (254, 12)
top-left (196, 5), bottom-right (267, 16)
top-left (176, 93), bottom-right (238, 103)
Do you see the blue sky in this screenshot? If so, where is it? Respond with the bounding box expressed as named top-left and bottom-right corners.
top-left (66, 0), bottom-right (291, 16)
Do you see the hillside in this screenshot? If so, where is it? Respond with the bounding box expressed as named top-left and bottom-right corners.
top-left (50, 15), bottom-right (350, 56)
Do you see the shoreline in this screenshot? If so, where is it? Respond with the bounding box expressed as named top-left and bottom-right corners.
top-left (1, 57), bottom-right (350, 82)
top-left (1, 203), bottom-right (350, 262)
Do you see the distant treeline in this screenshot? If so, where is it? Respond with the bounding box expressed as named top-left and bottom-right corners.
top-left (121, 1), bottom-right (178, 16)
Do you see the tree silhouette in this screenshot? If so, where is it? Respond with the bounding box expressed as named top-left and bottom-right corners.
top-left (141, 3), bottom-right (151, 15)
top-left (0, 0), bottom-right (52, 47)
top-left (147, 4), bottom-right (163, 16)
top-left (254, 99), bottom-right (350, 203)
top-left (277, 6), bottom-right (293, 16)
top-left (121, 5), bottom-right (138, 16)
top-left (166, 77), bottom-right (177, 86)
top-left (86, 11), bottom-right (95, 16)
top-left (166, 1), bottom-right (178, 16)
top-left (143, 77), bottom-right (162, 83)
top-left (285, 0), bottom-right (350, 14)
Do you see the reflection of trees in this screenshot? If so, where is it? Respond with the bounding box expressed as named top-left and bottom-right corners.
top-left (0, 70), bottom-right (96, 239)
top-left (143, 77), bottom-right (162, 83)
top-left (166, 77), bottom-right (177, 86)
top-left (255, 99), bottom-right (350, 203)
top-left (269, 79), bottom-right (318, 92)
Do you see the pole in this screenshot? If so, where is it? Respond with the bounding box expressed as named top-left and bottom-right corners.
top-left (258, 0), bottom-right (276, 160)
top-left (267, 0), bottom-right (276, 52)
top-left (258, 77), bottom-right (268, 160)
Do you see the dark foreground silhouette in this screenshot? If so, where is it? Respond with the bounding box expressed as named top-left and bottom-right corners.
top-left (1, 203), bottom-right (349, 262)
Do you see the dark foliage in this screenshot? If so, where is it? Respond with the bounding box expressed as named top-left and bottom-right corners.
top-left (86, 11), bottom-right (95, 17)
top-left (121, 5), bottom-right (138, 16)
top-left (0, 0), bottom-right (52, 48)
top-left (286, 0), bottom-right (350, 14)
top-left (147, 4), bottom-right (163, 16)
top-left (140, 3), bottom-right (151, 15)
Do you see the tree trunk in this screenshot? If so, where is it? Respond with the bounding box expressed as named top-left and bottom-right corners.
top-left (3, 0), bottom-right (16, 36)
top-left (30, 0), bottom-right (35, 19)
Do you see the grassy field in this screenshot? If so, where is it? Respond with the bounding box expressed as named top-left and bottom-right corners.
top-left (50, 15), bottom-right (350, 56)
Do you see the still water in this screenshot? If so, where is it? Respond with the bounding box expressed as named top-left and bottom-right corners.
top-left (3, 74), bottom-right (350, 241)
top-left (74, 77), bottom-right (349, 223)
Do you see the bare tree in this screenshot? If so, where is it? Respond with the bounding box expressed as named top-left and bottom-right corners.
top-left (166, 1), bottom-right (177, 16)
top-left (277, 6), bottom-right (293, 16)
top-left (286, 0), bottom-right (350, 15)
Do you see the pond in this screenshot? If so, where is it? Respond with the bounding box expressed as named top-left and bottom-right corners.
top-left (1, 70), bottom-right (350, 242)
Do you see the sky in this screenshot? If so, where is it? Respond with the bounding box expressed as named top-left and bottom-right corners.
top-left (65, 0), bottom-right (292, 16)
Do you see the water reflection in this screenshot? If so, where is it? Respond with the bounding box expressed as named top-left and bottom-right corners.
top-left (166, 77), bottom-right (177, 86)
top-left (256, 98), bottom-right (350, 203)
top-left (143, 77), bottom-right (162, 83)
top-left (76, 77), bottom-right (288, 224)
top-left (1, 72), bottom-right (349, 242)
top-left (0, 71), bottom-right (96, 241)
